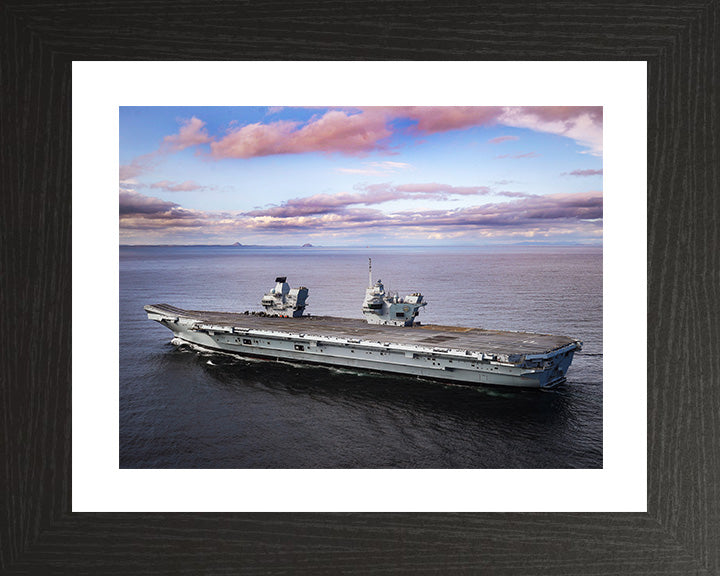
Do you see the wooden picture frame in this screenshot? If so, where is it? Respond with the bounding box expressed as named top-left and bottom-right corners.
top-left (2, 2), bottom-right (718, 573)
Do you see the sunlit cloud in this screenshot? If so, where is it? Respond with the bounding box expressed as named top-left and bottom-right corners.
top-left (563, 169), bottom-right (603, 177)
top-left (121, 107), bottom-right (603, 184)
top-left (336, 160), bottom-right (412, 175)
top-left (161, 117), bottom-right (212, 152)
top-left (120, 186), bottom-right (602, 243)
top-left (499, 107), bottom-right (603, 156)
top-left (386, 106), bottom-right (504, 134)
top-left (149, 180), bottom-right (209, 192)
top-left (210, 110), bottom-right (392, 159)
top-left (119, 153), bottom-right (159, 181)
top-left (120, 190), bottom-right (180, 215)
top-left (119, 106), bottom-right (603, 245)
top-left (119, 117), bottom-right (212, 180)
top-left (380, 106), bottom-right (601, 155)
top-left (497, 191), bottom-right (537, 198)
top-left (488, 135), bottom-right (519, 144)
top-left (246, 182), bottom-right (493, 218)
top-left (496, 152), bottom-right (540, 159)
top-left (119, 190), bottom-right (206, 231)
top-left (203, 106), bottom-right (602, 160)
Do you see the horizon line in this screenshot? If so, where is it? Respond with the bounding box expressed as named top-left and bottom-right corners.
top-left (119, 242), bottom-right (603, 248)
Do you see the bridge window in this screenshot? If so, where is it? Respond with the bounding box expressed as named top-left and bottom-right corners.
top-left (294, 344), bottom-right (304, 351)
top-left (242, 339), bottom-right (252, 345)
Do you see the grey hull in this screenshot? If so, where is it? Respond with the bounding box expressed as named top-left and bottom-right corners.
top-left (145, 304), bottom-right (581, 389)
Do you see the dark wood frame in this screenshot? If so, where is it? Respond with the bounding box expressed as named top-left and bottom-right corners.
top-left (2, 2), bottom-right (718, 574)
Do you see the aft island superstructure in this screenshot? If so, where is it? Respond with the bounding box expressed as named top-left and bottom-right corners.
top-left (145, 261), bottom-right (582, 389)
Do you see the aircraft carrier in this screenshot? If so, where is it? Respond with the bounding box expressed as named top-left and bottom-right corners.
top-left (145, 261), bottom-right (582, 389)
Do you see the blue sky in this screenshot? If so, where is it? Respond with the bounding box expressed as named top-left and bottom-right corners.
top-left (119, 106), bottom-right (603, 245)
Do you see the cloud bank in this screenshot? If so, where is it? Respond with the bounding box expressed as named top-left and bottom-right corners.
top-left (120, 107), bottom-right (603, 186)
top-left (121, 183), bottom-right (602, 243)
top-left (204, 106), bottom-right (602, 160)
top-left (150, 180), bottom-right (208, 192)
top-left (564, 169), bottom-right (603, 177)
top-left (119, 107), bottom-right (603, 243)
top-left (210, 110), bottom-right (392, 159)
top-left (245, 183), bottom-right (494, 218)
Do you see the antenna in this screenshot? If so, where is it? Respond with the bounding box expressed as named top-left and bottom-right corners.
top-left (368, 257), bottom-right (372, 288)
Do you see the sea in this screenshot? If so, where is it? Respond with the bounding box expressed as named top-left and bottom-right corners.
top-left (120, 245), bottom-right (602, 469)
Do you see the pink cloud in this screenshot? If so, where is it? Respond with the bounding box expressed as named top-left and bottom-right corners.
top-left (497, 191), bottom-right (537, 198)
top-left (391, 106), bottom-right (602, 155)
top-left (393, 183), bottom-right (488, 195)
top-left (245, 183), bottom-right (493, 218)
top-left (240, 191), bottom-right (603, 233)
top-left (488, 135), bottom-right (519, 144)
top-left (120, 187), bottom-right (603, 242)
top-left (518, 106), bottom-right (602, 124)
top-left (119, 153), bottom-right (158, 181)
top-left (366, 106), bottom-right (600, 154)
top-left (119, 190), bottom-right (207, 230)
top-left (162, 117), bottom-right (212, 151)
top-left (242, 189), bottom-right (602, 231)
top-left (500, 107), bottom-right (603, 155)
top-left (496, 152), bottom-right (540, 159)
top-left (210, 110), bottom-right (391, 159)
top-left (336, 160), bottom-right (411, 174)
top-left (501, 191), bottom-right (603, 221)
top-left (120, 190), bottom-right (180, 215)
top-left (120, 117), bottom-right (212, 181)
top-left (150, 180), bottom-right (208, 192)
top-left (208, 106), bottom-right (602, 160)
top-left (385, 106), bottom-right (504, 134)
top-left (564, 169), bottom-right (603, 177)
top-left (210, 120), bottom-right (297, 158)
top-left (121, 107), bottom-right (603, 182)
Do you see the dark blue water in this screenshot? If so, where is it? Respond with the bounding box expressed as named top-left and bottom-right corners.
top-left (120, 246), bottom-right (602, 468)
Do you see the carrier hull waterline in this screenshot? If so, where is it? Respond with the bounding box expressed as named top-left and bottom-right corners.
top-left (144, 304), bottom-right (581, 389)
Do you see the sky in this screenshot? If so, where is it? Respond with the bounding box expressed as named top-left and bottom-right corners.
top-left (119, 106), bottom-right (603, 246)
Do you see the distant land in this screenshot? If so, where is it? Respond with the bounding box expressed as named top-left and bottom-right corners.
top-left (119, 242), bottom-right (322, 248)
top-left (120, 243), bottom-right (311, 248)
top-left (234, 241), bottom-right (313, 247)
top-left (119, 242), bottom-right (601, 249)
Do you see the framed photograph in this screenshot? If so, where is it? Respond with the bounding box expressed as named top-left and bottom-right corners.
top-left (115, 103), bottom-right (605, 473)
top-left (3, 2), bottom-right (718, 574)
top-left (78, 63), bottom-right (640, 514)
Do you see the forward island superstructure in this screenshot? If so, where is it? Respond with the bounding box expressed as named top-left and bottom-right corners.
top-left (145, 261), bottom-right (582, 389)
top-left (260, 277), bottom-right (308, 317)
